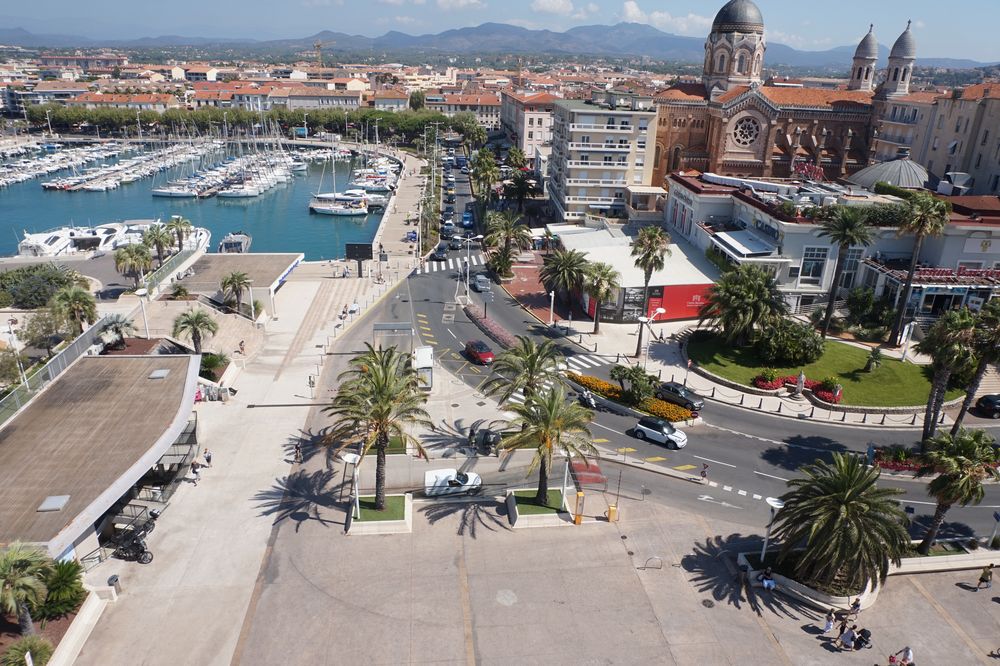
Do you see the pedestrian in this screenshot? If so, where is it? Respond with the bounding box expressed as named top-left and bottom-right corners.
top-left (847, 597), bottom-right (862, 618)
top-left (833, 616), bottom-right (849, 645)
top-left (756, 567), bottom-right (776, 591)
top-left (821, 608), bottom-right (835, 634)
top-left (835, 624), bottom-right (857, 651)
top-left (701, 463), bottom-right (709, 481)
top-left (977, 563), bottom-right (994, 590)
top-left (203, 448), bottom-right (212, 467)
top-left (294, 442), bottom-right (303, 464)
top-left (190, 460), bottom-right (200, 486)
top-left (239, 340), bottom-right (245, 355)
top-left (893, 645), bottom-right (914, 665)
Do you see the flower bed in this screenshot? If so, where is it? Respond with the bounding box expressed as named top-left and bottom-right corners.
top-left (568, 372), bottom-right (693, 422)
top-left (463, 306), bottom-right (517, 349)
top-left (752, 373), bottom-right (843, 404)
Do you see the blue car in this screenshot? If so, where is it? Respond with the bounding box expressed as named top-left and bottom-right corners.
top-left (461, 211), bottom-right (474, 228)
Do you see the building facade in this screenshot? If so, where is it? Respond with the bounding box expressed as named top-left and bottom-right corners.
top-left (425, 94), bottom-right (501, 130)
top-left (500, 91), bottom-right (558, 159)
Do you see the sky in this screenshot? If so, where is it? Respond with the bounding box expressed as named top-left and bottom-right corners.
top-left (5, 0), bottom-right (999, 61)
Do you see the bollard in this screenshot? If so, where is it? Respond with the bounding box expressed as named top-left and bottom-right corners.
top-left (842, 411), bottom-right (848, 422)
top-left (658, 369), bottom-right (662, 379)
top-left (758, 398), bottom-right (764, 409)
top-left (810, 406), bottom-right (815, 418)
top-left (938, 411), bottom-right (946, 424)
top-left (911, 413), bottom-right (917, 425)
top-left (777, 403), bottom-right (782, 414)
top-left (881, 414), bottom-right (887, 425)
top-left (862, 413), bottom-right (867, 424)
top-left (740, 393), bottom-right (745, 405)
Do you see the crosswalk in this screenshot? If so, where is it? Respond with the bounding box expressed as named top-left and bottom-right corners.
top-left (414, 254), bottom-right (486, 274)
top-left (504, 354), bottom-right (610, 406)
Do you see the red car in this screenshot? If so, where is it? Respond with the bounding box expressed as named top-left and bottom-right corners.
top-left (465, 340), bottom-right (494, 365)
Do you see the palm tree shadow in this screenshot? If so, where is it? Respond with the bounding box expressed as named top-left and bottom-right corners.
top-left (760, 435), bottom-right (848, 471)
top-left (908, 515), bottom-right (975, 540)
top-left (419, 500), bottom-right (511, 538)
top-left (252, 468), bottom-right (344, 532)
top-left (680, 534), bottom-right (819, 621)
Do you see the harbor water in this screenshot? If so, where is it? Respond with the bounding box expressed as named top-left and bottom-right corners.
top-left (0, 153), bottom-right (384, 261)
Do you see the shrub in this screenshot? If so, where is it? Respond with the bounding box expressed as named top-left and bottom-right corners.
top-left (639, 397), bottom-right (694, 422)
top-left (820, 376), bottom-right (839, 392)
top-left (569, 372), bottom-right (691, 422)
top-left (36, 559), bottom-right (87, 621)
top-left (464, 306), bottom-right (517, 348)
top-left (991, 535), bottom-right (1000, 550)
top-left (199, 352), bottom-right (230, 380)
top-left (760, 367), bottom-right (778, 382)
top-left (757, 318), bottom-right (825, 366)
top-left (2, 636), bottom-right (54, 666)
top-left (968, 539), bottom-right (981, 551)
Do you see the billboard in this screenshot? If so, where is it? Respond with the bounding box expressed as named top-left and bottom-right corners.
top-left (651, 284), bottom-right (713, 321)
top-left (345, 243), bottom-right (373, 261)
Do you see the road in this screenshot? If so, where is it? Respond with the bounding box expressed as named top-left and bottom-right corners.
top-left (346, 163), bottom-right (1000, 540)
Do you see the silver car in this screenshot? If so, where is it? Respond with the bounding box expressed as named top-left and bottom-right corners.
top-left (473, 274), bottom-right (492, 292)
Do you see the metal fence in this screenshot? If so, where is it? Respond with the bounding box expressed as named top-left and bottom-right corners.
top-left (146, 249), bottom-right (195, 293)
top-left (0, 315), bottom-right (109, 428)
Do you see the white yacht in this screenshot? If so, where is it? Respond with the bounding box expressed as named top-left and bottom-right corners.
top-left (313, 189), bottom-right (387, 208)
top-left (19, 222), bottom-right (138, 257)
top-left (309, 200), bottom-right (369, 216)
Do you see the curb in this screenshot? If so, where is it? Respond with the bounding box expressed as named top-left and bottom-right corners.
top-left (562, 375), bottom-right (702, 429)
top-left (595, 445), bottom-right (704, 485)
top-left (498, 281), bottom-right (595, 355)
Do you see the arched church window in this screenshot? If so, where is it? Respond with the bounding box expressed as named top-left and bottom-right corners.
top-left (738, 54), bottom-right (747, 75)
top-left (893, 68), bottom-right (900, 82)
top-left (654, 145), bottom-right (662, 166)
top-left (856, 67), bottom-right (863, 79)
top-left (717, 54), bottom-right (727, 73)
top-left (671, 146), bottom-right (682, 171)
top-left (902, 68), bottom-right (908, 81)
top-left (865, 67), bottom-right (871, 80)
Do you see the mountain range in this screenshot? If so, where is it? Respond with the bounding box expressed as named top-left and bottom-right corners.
top-left (0, 22), bottom-right (992, 70)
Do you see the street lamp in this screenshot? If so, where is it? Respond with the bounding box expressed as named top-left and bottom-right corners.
top-left (548, 290), bottom-right (556, 326)
top-left (462, 234), bottom-right (483, 296)
top-left (637, 316), bottom-right (650, 367)
top-left (759, 497), bottom-right (785, 563)
top-left (342, 452), bottom-right (362, 519)
top-left (223, 111), bottom-right (228, 141)
top-left (134, 288), bottom-right (150, 339)
top-left (245, 280), bottom-right (255, 322)
top-left (7, 318), bottom-right (27, 386)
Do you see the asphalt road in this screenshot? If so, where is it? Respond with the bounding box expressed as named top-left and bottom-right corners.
top-left (348, 165), bottom-right (1000, 540)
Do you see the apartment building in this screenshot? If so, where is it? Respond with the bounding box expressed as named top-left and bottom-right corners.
top-left (547, 94), bottom-right (655, 222)
top-left (872, 91), bottom-right (939, 163)
top-left (373, 89), bottom-right (409, 112)
top-left (284, 88), bottom-right (363, 111)
top-left (500, 91), bottom-right (558, 159)
top-left (425, 94), bottom-right (501, 130)
top-left (919, 85), bottom-right (1000, 194)
top-left (66, 92), bottom-right (181, 112)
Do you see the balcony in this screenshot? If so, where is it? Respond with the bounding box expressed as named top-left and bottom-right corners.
top-left (566, 178), bottom-right (628, 186)
top-left (566, 160), bottom-right (629, 169)
top-left (569, 123), bottom-right (633, 132)
top-left (876, 134), bottom-right (912, 146)
top-left (564, 195), bottom-right (621, 204)
top-left (569, 142), bottom-right (632, 152)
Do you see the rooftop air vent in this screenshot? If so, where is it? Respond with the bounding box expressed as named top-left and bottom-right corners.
top-left (37, 495), bottom-right (70, 512)
top-left (148, 369), bottom-right (170, 380)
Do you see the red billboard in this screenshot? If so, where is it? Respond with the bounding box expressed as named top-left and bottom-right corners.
top-left (649, 284), bottom-right (713, 321)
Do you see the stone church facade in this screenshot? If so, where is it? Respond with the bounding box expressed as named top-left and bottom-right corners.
top-left (652, 0), bottom-right (918, 184)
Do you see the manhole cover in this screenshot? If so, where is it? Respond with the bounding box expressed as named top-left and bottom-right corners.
top-left (621, 535), bottom-right (628, 540)
top-left (477, 401), bottom-right (486, 406)
top-left (641, 488), bottom-right (652, 496)
top-left (702, 600), bottom-right (715, 608)
top-left (627, 551), bottom-right (634, 556)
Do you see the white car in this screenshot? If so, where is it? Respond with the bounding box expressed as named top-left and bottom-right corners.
top-left (424, 469), bottom-right (483, 496)
top-left (632, 417), bottom-right (688, 449)
top-left (473, 274), bottom-right (492, 292)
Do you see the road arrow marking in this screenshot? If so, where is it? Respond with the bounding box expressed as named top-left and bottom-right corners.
top-left (696, 495), bottom-right (742, 509)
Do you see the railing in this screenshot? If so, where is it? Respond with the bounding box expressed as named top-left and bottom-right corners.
top-left (876, 134), bottom-right (912, 146)
top-left (145, 248), bottom-right (195, 293)
top-left (566, 161), bottom-right (628, 169)
top-left (565, 178), bottom-right (628, 187)
top-left (569, 124), bottom-right (632, 132)
top-left (791, 299), bottom-right (846, 316)
top-left (568, 142), bottom-right (632, 152)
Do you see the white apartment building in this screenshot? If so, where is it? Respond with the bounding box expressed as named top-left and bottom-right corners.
top-left (872, 91), bottom-right (938, 163)
top-left (500, 91), bottom-right (557, 159)
top-left (425, 94), bottom-right (501, 130)
top-left (547, 94), bottom-right (655, 222)
top-left (284, 88), bottom-right (363, 110)
top-left (921, 84), bottom-right (1000, 195)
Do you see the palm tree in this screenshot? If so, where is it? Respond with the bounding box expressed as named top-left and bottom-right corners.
top-left (482, 336), bottom-right (565, 405)
top-left (698, 264), bottom-right (789, 346)
top-left (770, 454), bottom-right (908, 592)
top-left (171, 308), bottom-right (219, 354)
top-left (323, 344), bottom-right (432, 510)
top-left (487, 245), bottom-right (516, 279)
top-left (817, 206), bottom-right (873, 337)
top-left (953, 300), bottom-right (1000, 434)
top-left (51, 286), bottom-right (96, 335)
top-left (471, 150), bottom-right (499, 202)
top-left (631, 226), bottom-right (671, 357)
top-left (165, 215), bottom-right (194, 251)
top-left (220, 271), bottom-right (252, 315)
top-left (114, 244), bottom-right (153, 288)
top-left (864, 347), bottom-right (883, 372)
top-left (142, 224), bottom-right (174, 267)
top-left (916, 308), bottom-right (976, 440)
top-left (0, 541), bottom-right (52, 635)
top-left (500, 386), bottom-right (596, 503)
top-left (890, 193), bottom-right (951, 344)
top-left (915, 429), bottom-right (1000, 554)
top-left (583, 262), bottom-right (621, 334)
top-left (484, 210), bottom-right (531, 257)
top-left (539, 249), bottom-right (588, 307)
top-left (505, 170), bottom-right (536, 212)
top-left (101, 313), bottom-right (136, 349)
top-left (506, 147), bottom-right (527, 169)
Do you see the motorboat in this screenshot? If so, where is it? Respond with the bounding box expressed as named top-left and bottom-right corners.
top-left (152, 185), bottom-right (198, 198)
top-left (309, 200), bottom-right (369, 216)
top-left (218, 232), bottom-right (252, 254)
top-left (19, 221), bottom-right (141, 257)
top-left (313, 189), bottom-right (387, 208)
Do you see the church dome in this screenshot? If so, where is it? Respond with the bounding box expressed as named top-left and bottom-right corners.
top-left (711, 0), bottom-right (764, 35)
top-left (855, 25), bottom-right (878, 60)
top-left (889, 21), bottom-right (916, 59)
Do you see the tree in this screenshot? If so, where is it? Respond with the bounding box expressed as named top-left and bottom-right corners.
top-left (51, 286), bottom-right (96, 335)
top-left (100, 313), bottom-right (136, 349)
top-left (408, 90), bottom-right (425, 111)
top-left (631, 226), bottom-right (672, 357)
top-left (21, 308), bottom-right (66, 358)
top-left (915, 429), bottom-right (1000, 554)
top-left (165, 215), bottom-right (194, 251)
top-left (220, 271), bottom-right (252, 315)
top-left (487, 245), bottom-right (516, 279)
top-left (471, 149), bottom-right (499, 202)
top-left (771, 454), bottom-right (908, 592)
top-left (864, 347), bottom-right (883, 372)
top-left (483, 210), bottom-right (531, 257)
top-left (506, 147), bottom-right (527, 169)
top-left (916, 308), bottom-right (976, 440)
top-left (817, 206), bottom-right (873, 337)
top-left (0, 541), bottom-right (52, 636)
top-left (698, 264), bottom-right (789, 346)
top-left (0, 349), bottom-right (28, 386)
top-left (499, 386), bottom-right (596, 503)
top-left (583, 262), bottom-right (621, 334)
top-left (482, 336), bottom-right (564, 405)
top-left (142, 224), bottom-right (174, 268)
top-left (890, 193), bottom-right (951, 345)
top-left (323, 344), bottom-right (431, 510)
top-left (953, 300), bottom-right (1000, 434)
top-left (539, 249), bottom-right (588, 306)
top-left (171, 309), bottom-right (219, 354)
top-left (504, 170), bottom-right (536, 212)
top-left (113, 244), bottom-right (153, 288)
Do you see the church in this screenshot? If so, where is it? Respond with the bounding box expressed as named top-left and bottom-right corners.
top-left (651, 0), bottom-right (918, 184)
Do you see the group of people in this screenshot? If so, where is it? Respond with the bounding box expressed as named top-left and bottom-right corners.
top-left (189, 448), bottom-right (212, 486)
top-left (819, 600), bottom-right (914, 663)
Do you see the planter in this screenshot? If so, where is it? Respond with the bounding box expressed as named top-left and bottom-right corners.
top-left (48, 589), bottom-right (112, 666)
top-left (347, 493), bottom-right (412, 535)
top-left (737, 552), bottom-right (877, 612)
top-left (507, 489), bottom-right (572, 528)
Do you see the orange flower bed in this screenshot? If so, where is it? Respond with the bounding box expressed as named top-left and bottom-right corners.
top-left (568, 372), bottom-right (693, 422)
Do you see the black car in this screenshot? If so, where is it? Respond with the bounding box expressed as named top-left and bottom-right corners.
top-left (445, 194), bottom-right (457, 204)
top-left (654, 382), bottom-right (705, 411)
top-left (465, 201), bottom-right (475, 212)
top-left (976, 394), bottom-right (1000, 419)
top-left (431, 246), bottom-right (448, 261)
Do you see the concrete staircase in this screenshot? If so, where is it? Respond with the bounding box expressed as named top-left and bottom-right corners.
top-left (976, 364), bottom-right (1000, 398)
top-left (142, 299), bottom-right (264, 360)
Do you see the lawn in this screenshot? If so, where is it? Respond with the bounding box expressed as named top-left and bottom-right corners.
top-left (513, 489), bottom-right (565, 515)
top-left (357, 495), bottom-right (406, 521)
top-left (688, 333), bottom-right (962, 408)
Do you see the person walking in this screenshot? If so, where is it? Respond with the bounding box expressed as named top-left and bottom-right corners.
top-left (294, 442), bottom-right (303, 464)
top-left (190, 460), bottom-right (201, 486)
top-left (832, 617), bottom-right (849, 647)
top-left (821, 609), bottom-right (836, 634)
top-left (203, 448), bottom-right (212, 467)
top-left (835, 625), bottom-right (857, 651)
top-left (892, 645), bottom-right (914, 664)
top-left (239, 340), bottom-right (246, 355)
top-left (847, 597), bottom-right (862, 618)
top-left (977, 563), bottom-right (994, 590)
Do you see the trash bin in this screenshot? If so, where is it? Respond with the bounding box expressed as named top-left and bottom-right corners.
top-left (107, 575), bottom-right (121, 594)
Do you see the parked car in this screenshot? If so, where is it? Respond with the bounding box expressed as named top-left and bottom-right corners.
top-left (445, 194), bottom-right (456, 204)
top-left (424, 469), bottom-right (482, 496)
top-left (441, 227), bottom-right (455, 240)
top-left (461, 166), bottom-right (469, 174)
top-left (465, 201), bottom-right (475, 211)
top-left (465, 339), bottom-right (494, 365)
top-left (654, 382), bottom-right (705, 412)
top-left (443, 205), bottom-right (455, 216)
top-left (632, 417), bottom-right (688, 449)
top-left (976, 394), bottom-right (1000, 418)
top-left (462, 211), bottom-right (474, 228)
top-left (431, 246), bottom-right (448, 261)
top-left (473, 274), bottom-right (492, 292)
top-left (449, 237), bottom-right (463, 250)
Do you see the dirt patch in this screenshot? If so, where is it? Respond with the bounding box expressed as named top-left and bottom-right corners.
top-left (0, 609), bottom-right (77, 658)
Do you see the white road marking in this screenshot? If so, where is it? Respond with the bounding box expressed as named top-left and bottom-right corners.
top-left (708, 481), bottom-right (718, 488)
top-left (754, 470), bottom-right (790, 482)
top-left (697, 495), bottom-right (742, 509)
top-left (722, 485), bottom-right (733, 492)
top-left (447, 329), bottom-right (458, 340)
top-left (592, 422), bottom-right (627, 436)
top-left (693, 455), bottom-right (736, 468)
top-left (738, 489), bottom-right (747, 496)
top-left (752, 494), bottom-right (762, 500)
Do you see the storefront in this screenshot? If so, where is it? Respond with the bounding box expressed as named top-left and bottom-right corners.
top-left (861, 259), bottom-right (1000, 318)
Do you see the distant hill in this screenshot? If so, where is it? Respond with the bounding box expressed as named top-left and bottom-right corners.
top-left (0, 22), bottom-right (993, 70)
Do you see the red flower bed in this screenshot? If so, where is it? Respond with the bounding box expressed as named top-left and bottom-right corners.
top-left (751, 374), bottom-right (843, 404)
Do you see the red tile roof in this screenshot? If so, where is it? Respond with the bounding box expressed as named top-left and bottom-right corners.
top-left (959, 83), bottom-right (1000, 101)
top-left (759, 86), bottom-right (873, 108)
top-left (655, 82), bottom-right (708, 102)
top-left (68, 93), bottom-right (176, 104)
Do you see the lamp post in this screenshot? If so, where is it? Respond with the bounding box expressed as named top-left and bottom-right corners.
top-left (245, 280), bottom-right (255, 322)
top-left (637, 316), bottom-right (650, 367)
top-left (134, 288), bottom-right (150, 339)
top-left (223, 111), bottom-right (229, 141)
top-left (342, 452), bottom-right (362, 519)
top-left (548, 290), bottom-right (556, 326)
top-left (760, 497), bottom-right (785, 563)
top-left (7, 318), bottom-right (27, 386)
top-left (463, 234), bottom-right (483, 297)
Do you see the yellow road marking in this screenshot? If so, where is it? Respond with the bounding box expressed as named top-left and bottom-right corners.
top-left (593, 438), bottom-right (610, 443)
top-left (616, 447), bottom-right (637, 454)
top-left (420, 325), bottom-right (433, 331)
top-left (425, 339), bottom-right (438, 345)
top-left (674, 464), bottom-right (696, 471)
top-left (469, 366), bottom-right (482, 374)
top-left (645, 456), bottom-right (667, 463)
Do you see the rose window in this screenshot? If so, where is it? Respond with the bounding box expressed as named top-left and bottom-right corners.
top-left (733, 117), bottom-right (761, 146)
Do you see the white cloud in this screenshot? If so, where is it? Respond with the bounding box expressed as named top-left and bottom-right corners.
top-left (377, 0), bottom-right (405, 4)
top-left (436, 0), bottom-right (485, 8)
top-left (620, 1), bottom-right (711, 35)
top-left (767, 29), bottom-right (831, 49)
top-left (394, 15), bottom-right (420, 24)
top-left (532, 0), bottom-right (574, 15)
top-left (572, 2), bottom-right (599, 19)
top-left (300, 0), bottom-right (343, 6)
